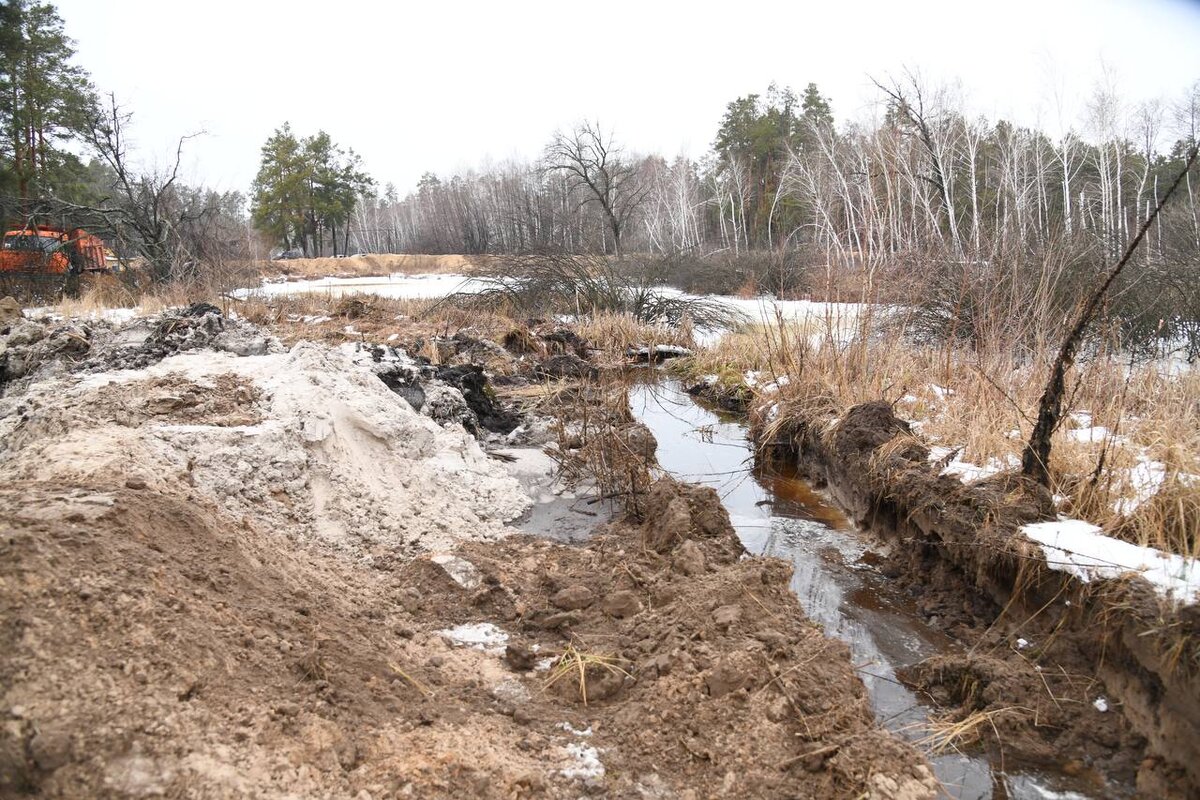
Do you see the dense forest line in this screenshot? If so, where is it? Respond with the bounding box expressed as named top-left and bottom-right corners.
top-left (355, 81), bottom-right (1197, 260)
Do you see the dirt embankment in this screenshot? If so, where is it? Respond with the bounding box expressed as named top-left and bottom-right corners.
top-left (757, 399), bottom-right (1200, 798)
top-left (262, 254), bottom-right (480, 280)
top-left (0, 306), bottom-right (934, 799)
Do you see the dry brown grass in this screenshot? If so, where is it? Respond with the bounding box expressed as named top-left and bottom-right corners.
top-left (542, 644), bottom-right (632, 706)
top-left (917, 706), bottom-right (1035, 754)
top-left (674, 310), bottom-right (1200, 557)
top-left (574, 311), bottom-right (693, 356)
top-left (259, 253), bottom-right (480, 279)
top-left (231, 292), bottom-right (517, 348)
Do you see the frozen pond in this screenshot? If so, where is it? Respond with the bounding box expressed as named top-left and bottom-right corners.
top-left (238, 273), bottom-right (487, 300)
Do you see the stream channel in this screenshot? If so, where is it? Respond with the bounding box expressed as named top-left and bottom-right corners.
top-left (627, 377), bottom-right (1107, 800)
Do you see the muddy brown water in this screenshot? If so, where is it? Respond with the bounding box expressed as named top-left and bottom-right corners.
top-left (628, 378), bottom-right (1111, 800)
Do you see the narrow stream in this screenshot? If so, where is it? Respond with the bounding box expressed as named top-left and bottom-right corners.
top-left (629, 378), bottom-right (1099, 800)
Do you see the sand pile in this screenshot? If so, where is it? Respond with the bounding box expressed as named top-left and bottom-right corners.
top-left (0, 337), bottom-right (531, 559)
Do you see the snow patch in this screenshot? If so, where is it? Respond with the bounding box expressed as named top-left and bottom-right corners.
top-left (1113, 456), bottom-right (1169, 515)
top-left (557, 722), bottom-right (593, 737)
top-left (439, 623), bottom-right (509, 653)
top-left (559, 743), bottom-right (605, 781)
top-left (1022, 518), bottom-right (1200, 605)
top-left (1068, 426), bottom-right (1123, 445)
top-left (929, 384), bottom-right (955, 400)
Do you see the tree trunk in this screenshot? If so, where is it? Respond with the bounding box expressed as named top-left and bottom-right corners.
top-left (1022, 146), bottom-right (1198, 486)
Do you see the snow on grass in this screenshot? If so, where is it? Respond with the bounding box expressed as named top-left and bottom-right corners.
top-left (23, 305), bottom-right (141, 324)
top-left (1022, 518), bottom-right (1200, 605)
top-left (1067, 426), bottom-right (1122, 444)
top-left (633, 344), bottom-right (691, 358)
top-left (929, 383), bottom-right (955, 400)
top-left (1113, 455), bottom-right (1170, 515)
top-left (928, 446), bottom-right (1016, 483)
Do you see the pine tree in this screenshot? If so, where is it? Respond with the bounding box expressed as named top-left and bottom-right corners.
top-left (0, 0), bottom-right (96, 201)
top-left (250, 124), bottom-right (373, 255)
top-left (251, 123), bottom-right (307, 251)
top-left (712, 82), bottom-right (833, 247)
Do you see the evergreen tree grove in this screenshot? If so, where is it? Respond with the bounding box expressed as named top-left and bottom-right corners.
top-left (0, 0), bottom-right (96, 202)
top-left (251, 124), bottom-right (373, 255)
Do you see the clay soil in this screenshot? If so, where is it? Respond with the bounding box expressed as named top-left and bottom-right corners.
top-left (0, 476), bottom-right (938, 799)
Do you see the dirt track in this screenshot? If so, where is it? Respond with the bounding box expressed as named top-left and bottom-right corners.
top-left (0, 306), bottom-right (935, 799)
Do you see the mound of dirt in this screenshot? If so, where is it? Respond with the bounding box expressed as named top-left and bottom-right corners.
top-left (0, 339), bottom-right (531, 560)
top-left (1, 305), bottom-right (278, 395)
top-left (0, 475), bottom-right (934, 799)
top-left (0, 296), bottom-right (21, 323)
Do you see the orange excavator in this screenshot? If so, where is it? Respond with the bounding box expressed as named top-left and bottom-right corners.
top-left (0, 223), bottom-right (110, 275)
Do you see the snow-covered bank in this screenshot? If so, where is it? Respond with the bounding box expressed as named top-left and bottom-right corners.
top-left (1022, 518), bottom-right (1199, 606)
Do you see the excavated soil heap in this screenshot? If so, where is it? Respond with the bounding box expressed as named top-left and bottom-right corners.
top-left (0, 314), bottom-right (934, 799)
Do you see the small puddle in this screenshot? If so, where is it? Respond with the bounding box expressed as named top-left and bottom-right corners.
top-left (629, 377), bottom-right (1107, 800)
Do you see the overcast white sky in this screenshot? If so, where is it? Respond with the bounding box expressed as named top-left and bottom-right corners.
top-left (54, 0), bottom-right (1200, 195)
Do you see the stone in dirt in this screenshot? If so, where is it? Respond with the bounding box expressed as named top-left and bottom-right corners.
top-left (0, 296), bottom-right (22, 323)
top-left (504, 641), bottom-right (539, 671)
top-left (704, 650), bottom-right (763, 697)
top-left (431, 554), bottom-right (483, 589)
top-left (712, 604), bottom-right (742, 630)
top-left (551, 585), bottom-right (595, 610)
top-left (601, 590), bottom-right (641, 618)
top-left (673, 539), bottom-right (707, 575)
